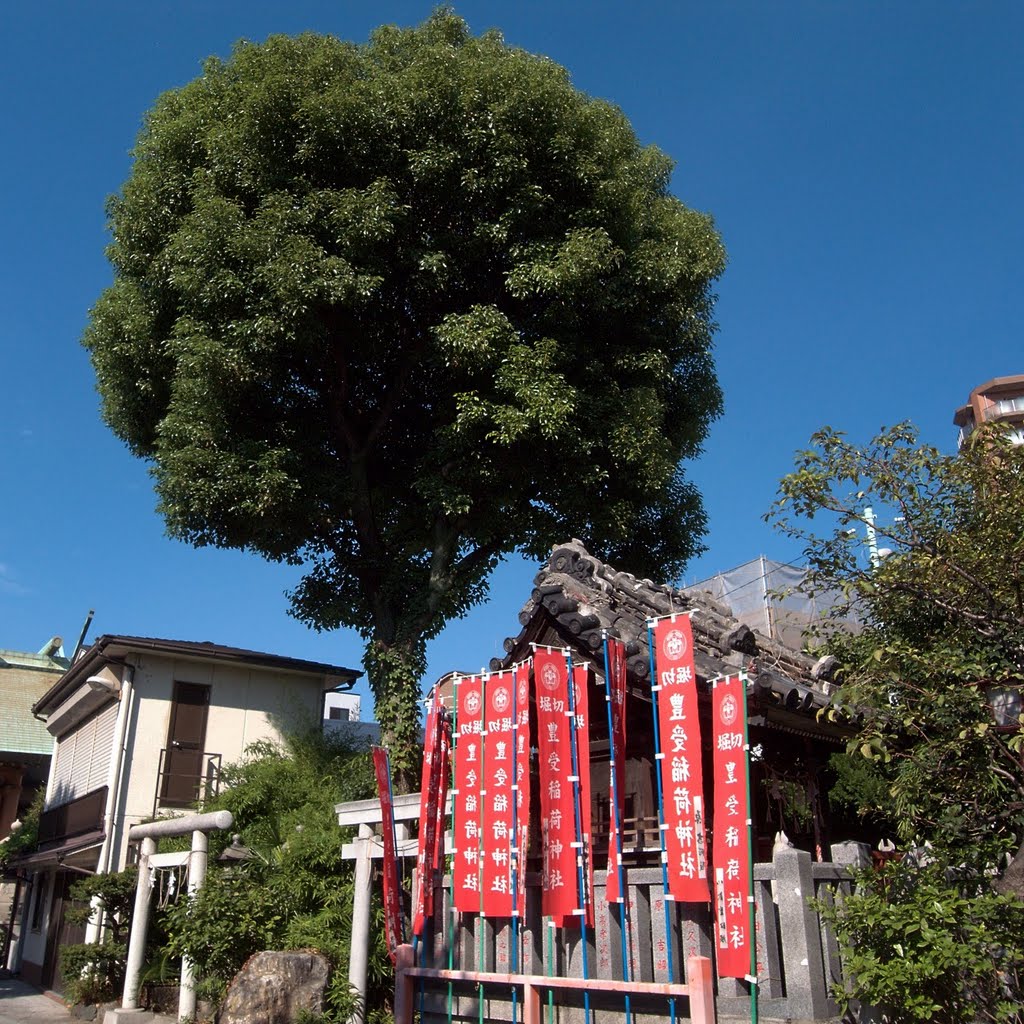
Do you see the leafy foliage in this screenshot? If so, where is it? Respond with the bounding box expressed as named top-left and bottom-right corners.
top-left (66, 868), bottom-right (138, 944)
top-left (162, 730), bottom-right (380, 1018)
top-left (771, 423), bottom-right (1024, 864)
top-left (82, 8), bottom-right (725, 782)
top-left (60, 941), bottom-right (128, 1007)
top-left (771, 422), bottom-right (1024, 1017)
top-left (817, 863), bottom-right (1023, 1024)
top-left (0, 788), bottom-right (42, 866)
top-left (59, 869), bottom-right (138, 1006)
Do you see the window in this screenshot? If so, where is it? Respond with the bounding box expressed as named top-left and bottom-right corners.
top-left (997, 394), bottom-right (1024, 414)
top-left (987, 685), bottom-right (1022, 730)
top-left (30, 875), bottom-right (48, 931)
top-left (328, 706), bottom-right (350, 721)
top-left (47, 701), bottom-right (119, 810)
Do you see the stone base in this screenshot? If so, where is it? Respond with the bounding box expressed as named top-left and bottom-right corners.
top-left (102, 1008), bottom-right (177, 1024)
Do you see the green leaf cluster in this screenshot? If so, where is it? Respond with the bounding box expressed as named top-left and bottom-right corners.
top-left (59, 941), bottom-right (128, 1007)
top-left (161, 730), bottom-right (379, 1019)
top-left (82, 8), bottom-right (725, 781)
top-left (771, 424), bottom-right (1024, 865)
top-left (0, 788), bottom-right (43, 867)
top-left (816, 864), bottom-right (1024, 1023)
top-left (771, 423), bottom-right (1024, 1015)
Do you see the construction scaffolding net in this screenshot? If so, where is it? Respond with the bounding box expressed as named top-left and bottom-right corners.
top-left (683, 557), bottom-right (860, 651)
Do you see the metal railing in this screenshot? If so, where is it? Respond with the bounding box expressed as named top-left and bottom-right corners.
top-left (153, 749), bottom-right (222, 815)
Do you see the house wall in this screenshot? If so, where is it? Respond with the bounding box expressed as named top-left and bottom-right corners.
top-left (18, 871), bottom-right (54, 984)
top-left (106, 652), bottom-right (325, 870)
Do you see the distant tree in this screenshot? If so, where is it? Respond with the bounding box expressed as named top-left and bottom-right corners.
top-left (83, 10), bottom-right (725, 785)
top-left (772, 422), bottom-right (1024, 864)
top-left (771, 423), bottom-right (1024, 1023)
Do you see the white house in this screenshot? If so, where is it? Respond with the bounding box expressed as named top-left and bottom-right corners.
top-left (323, 691), bottom-right (380, 745)
top-left (10, 634), bottom-right (359, 993)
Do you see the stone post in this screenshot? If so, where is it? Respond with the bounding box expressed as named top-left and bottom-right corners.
top-left (178, 829), bottom-right (209, 1021)
top-left (122, 837), bottom-right (156, 1010)
top-left (348, 823), bottom-right (374, 1024)
top-left (773, 846), bottom-right (831, 1019)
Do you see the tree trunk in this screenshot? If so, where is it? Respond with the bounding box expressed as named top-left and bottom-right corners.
top-left (364, 636), bottom-right (428, 794)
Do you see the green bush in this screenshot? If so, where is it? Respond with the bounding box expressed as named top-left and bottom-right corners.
top-left (0, 789), bottom-right (43, 867)
top-left (818, 862), bottom-right (1024, 1023)
top-left (60, 941), bottom-right (127, 1006)
top-left (162, 729), bottom-right (379, 1020)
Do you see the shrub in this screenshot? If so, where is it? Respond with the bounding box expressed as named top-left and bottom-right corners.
top-left (162, 729), bottom-right (378, 1019)
top-left (818, 862), bottom-right (1024, 1023)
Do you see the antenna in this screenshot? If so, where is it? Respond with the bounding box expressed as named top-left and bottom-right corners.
top-left (72, 609), bottom-right (95, 662)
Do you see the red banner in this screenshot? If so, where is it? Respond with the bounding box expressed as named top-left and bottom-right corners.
top-left (453, 676), bottom-right (484, 913)
top-left (534, 648), bottom-right (578, 918)
top-left (570, 663), bottom-right (594, 926)
top-left (513, 662), bottom-right (531, 919)
top-left (652, 616), bottom-right (710, 902)
top-left (605, 637), bottom-right (628, 903)
top-left (413, 688), bottom-right (450, 936)
top-left (372, 746), bottom-right (404, 960)
top-left (711, 674), bottom-right (753, 978)
top-left (481, 671), bottom-right (515, 916)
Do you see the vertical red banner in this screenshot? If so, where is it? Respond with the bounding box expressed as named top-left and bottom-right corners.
top-left (605, 637), bottom-right (628, 903)
top-left (453, 676), bottom-right (484, 913)
top-left (513, 662), bottom-right (531, 919)
top-left (711, 674), bottom-right (753, 978)
top-left (533, 648), bottom-right (577, 919)
top-left (481, 671), bottom-right (515, 917)
top-left (413, 689), bottom-right (442, 937)
top-left (652, 616), bottom-right (710, 902)
top-left (372, 746), bottom-right (405, 960)
top-left (570, 663), bottom-right (594, 926)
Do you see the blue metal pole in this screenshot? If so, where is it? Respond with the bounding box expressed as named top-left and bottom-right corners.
top-left (646, 619), bottom-right (678, 1024)
top-left (601, 633), bottom-right (633, 1024)
top-left (563, 650), bottom-right (593, 1024)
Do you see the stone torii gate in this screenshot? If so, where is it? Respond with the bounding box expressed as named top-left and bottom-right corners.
top-left (104, 809), bottom-right (233, 1024)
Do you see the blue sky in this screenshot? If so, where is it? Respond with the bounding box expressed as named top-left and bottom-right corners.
top-left (2, 2), bottom-right (1020, 716)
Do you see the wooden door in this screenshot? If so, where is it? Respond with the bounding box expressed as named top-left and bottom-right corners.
top-left (42, 871), bottom-right (86, 993)
top-left (160, 682), bottom-right (210, 806)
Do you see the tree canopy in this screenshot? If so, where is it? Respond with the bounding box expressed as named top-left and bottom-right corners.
top-left (771, 423), bottom-right (1024, 1020)
top-left (772, 422), bottom-right (1024, 863)
top-left (83, 10), bottom-right (726, 779)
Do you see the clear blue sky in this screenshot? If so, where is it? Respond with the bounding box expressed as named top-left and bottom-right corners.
top-left (2, 2), bottom-right (1019, 717)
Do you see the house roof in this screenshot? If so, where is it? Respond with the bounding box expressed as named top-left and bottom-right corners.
top-left (33, 635), bottom-right (362, 716)
top-left (0, 647), bottom-right (70, 755)
top-left (493, 540), bottom-right (839, 723)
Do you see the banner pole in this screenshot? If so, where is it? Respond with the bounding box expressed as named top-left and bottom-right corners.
top-left (646, 620), bottom-right (678, 1024)
top-left (564, 650), bottom-right (593, 1024)
top-left (448, 678), bottom-right (461, 1024)
top-left (740, 674), bottom-right (759, 1024)
top-left (478, 673), bottom-right (487, 1024)
top-left (601, 633), bottom-right (633, 1024)
top-left (510, 664), bottom-right (522, 1023)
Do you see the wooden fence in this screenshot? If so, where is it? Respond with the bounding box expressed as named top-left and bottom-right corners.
top-left (336, 794), bottom-right (866, 1024)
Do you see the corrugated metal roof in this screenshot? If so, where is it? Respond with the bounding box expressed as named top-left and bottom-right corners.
top-left (0, 653), bottom-right (65, 755)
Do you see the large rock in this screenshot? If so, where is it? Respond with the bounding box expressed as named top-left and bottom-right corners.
top-left (219, 950), bottom-right (331, 1024)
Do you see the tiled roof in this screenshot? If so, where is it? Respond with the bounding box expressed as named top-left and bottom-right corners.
top-left (34, 635), bottom-right (362, 715)
top-left (493, 540), bottom-right (837, 714)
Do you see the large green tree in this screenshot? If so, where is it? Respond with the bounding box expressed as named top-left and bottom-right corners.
top-left (770, 423), bottom-right (1024, 1021)
top-left (771, 422), bottom-right (1024, 865)
top-left (84, 10), bottom-right (725, 783)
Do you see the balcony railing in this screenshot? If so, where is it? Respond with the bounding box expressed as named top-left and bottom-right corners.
top-left (38, 787), bottom-right (107, 849)
top-left (153, 749), bottom-right (222, 815)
